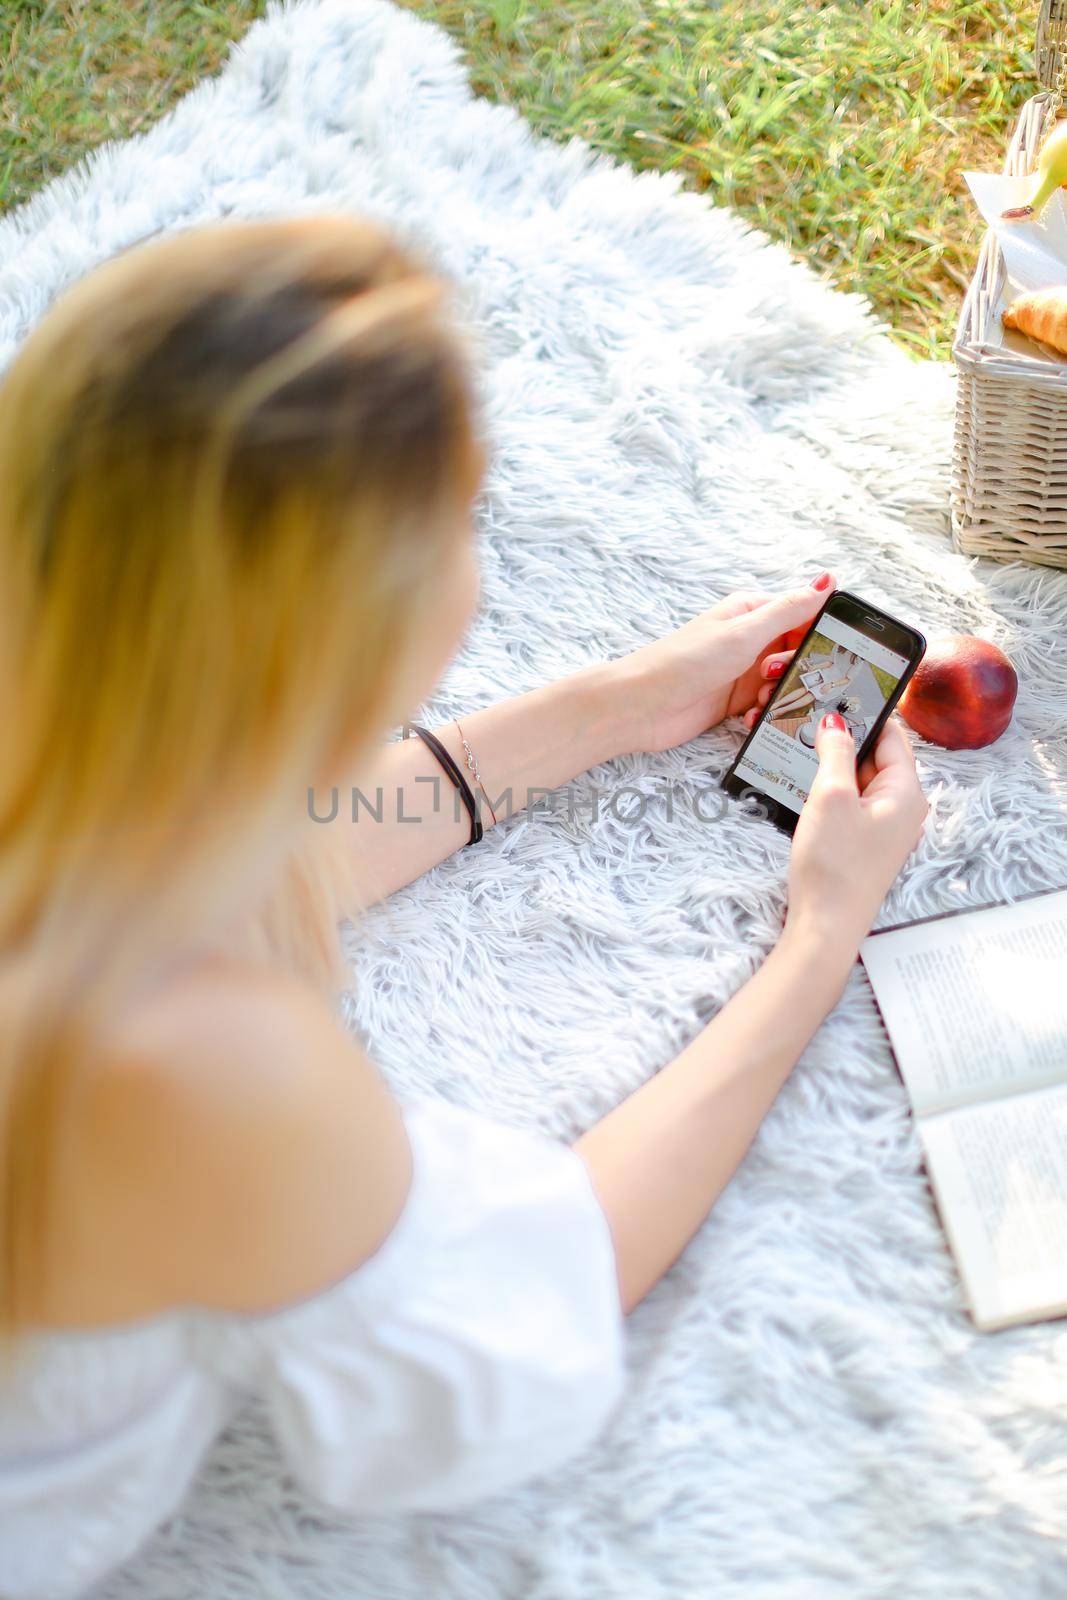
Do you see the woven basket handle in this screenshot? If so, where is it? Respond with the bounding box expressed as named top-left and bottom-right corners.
top-left (1039, 0), bottom-right (1067, 135)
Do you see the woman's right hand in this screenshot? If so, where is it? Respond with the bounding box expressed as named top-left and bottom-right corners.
top-left (579, 708), bottom-right (927, 1313)
top-left (785, 712), bottom-right (928, 957)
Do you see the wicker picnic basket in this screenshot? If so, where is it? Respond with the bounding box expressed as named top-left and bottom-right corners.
top-left (952, 0), bottom-right (1067, 566)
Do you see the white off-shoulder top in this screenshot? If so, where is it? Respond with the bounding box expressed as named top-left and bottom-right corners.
top-left (0, 1098), bottom-right (626, 1600)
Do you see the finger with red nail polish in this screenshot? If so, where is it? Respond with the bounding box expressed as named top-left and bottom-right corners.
top-left (761, 652), bottom-right (791, 679)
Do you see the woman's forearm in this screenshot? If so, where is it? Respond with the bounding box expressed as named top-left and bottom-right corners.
top-left (336, 661), bottom-right (628, 907)
top-left (574, 922), bottom-right (857, 1313)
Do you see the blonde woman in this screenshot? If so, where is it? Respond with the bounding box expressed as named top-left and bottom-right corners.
top-left (0, 217), bottom-right (927, 1600)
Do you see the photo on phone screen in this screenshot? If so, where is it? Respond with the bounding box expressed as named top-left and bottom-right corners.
top-left (722, 590), bottom-right (925, 834)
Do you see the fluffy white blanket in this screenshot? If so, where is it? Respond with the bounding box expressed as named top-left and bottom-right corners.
top-left (4, 2), bottom-right (1067, 1595)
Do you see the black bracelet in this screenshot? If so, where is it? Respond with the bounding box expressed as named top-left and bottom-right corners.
top-left (406, 722), bottom-right (484, 846)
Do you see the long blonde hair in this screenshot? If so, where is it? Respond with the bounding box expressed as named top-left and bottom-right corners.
top-left (0, 216), bottom-right (483, 1327)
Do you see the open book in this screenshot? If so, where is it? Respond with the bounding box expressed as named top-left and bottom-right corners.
top-left (860, 888), bottom-right (1067, 1332)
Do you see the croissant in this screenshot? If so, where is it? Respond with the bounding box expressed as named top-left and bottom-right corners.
top-left (1003, 287), bottom-right (1067, 356)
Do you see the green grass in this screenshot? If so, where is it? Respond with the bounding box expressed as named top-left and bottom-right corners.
top-left (0, 1), bottom-right (266, 207)
top-left (0, 0), bottom-right (1039, 356)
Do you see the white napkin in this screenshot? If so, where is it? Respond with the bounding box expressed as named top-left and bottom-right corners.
top-left (965, 170), bottom-right (1067, 291)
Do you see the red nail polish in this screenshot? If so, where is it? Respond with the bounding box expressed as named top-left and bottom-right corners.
top-left (821, 712), bottom-right (847, 733)
top-left (812, 571), bottom-right (832, 592)
top-left (765, 658), bottom-right (786, 677)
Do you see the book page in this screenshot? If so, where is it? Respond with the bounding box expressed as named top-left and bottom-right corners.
top-left (860, 890), bottom-right (1067, 1118)
top-left (920, 1085), bottom-right (1067, 1331)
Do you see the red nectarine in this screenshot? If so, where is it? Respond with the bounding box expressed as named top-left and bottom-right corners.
top-left (899, 635), bottom-right (1017, 749)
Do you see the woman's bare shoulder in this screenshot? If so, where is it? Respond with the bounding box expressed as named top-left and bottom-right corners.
top-left (37, 960), bottom-right (412, 1329)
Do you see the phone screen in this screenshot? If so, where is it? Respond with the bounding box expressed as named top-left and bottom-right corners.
top-left (730, 600), bottom-right (917, 818)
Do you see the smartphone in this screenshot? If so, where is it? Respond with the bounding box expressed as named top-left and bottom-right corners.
top-left (721, 589), bottom-right (926, 835)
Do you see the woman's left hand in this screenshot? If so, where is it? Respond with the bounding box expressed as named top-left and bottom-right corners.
top-left (613, 573), bottom-right (835, 755)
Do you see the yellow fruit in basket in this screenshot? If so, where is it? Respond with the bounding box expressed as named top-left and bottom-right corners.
top-left (1003, 287), bottom-right (1067, 354)
top-left (1001, 120), bottom-right (1067, 220)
